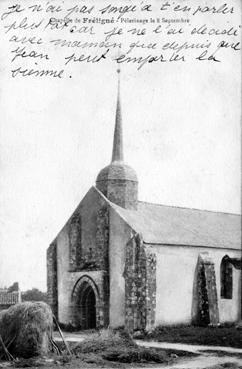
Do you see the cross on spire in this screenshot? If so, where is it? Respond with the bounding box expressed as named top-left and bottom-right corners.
top-left (111, 69), bottom-right (124, 163)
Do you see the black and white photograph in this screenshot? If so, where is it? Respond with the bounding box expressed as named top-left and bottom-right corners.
top-left (0, 0), bottom-right (241, 368)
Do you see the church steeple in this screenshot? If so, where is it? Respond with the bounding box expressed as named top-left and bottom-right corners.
top-left (96, 71), bottom-right (138, 210)
top-left (111, 70), bottom-right (123, 163)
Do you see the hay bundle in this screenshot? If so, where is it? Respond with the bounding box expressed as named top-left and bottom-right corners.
top-left (0, 301), bottom-right (53, 358)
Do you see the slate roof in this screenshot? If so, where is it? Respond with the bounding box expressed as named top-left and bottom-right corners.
top-left (112, 200), bottom-right (241, 250)
top-left (96, 162), bottom-right (138, 182)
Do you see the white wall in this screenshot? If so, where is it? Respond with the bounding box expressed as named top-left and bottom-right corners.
top-left (109, 208), bottom-right (134, 327)
top-left (153, 245), bottom-right (241, 325)
top-left (56, 228), bottom-right (70, 323)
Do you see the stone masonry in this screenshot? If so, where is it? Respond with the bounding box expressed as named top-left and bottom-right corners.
top-left (69, 213), bottom-right (82, 271)
top-left (196, 254), bottom-right (219, 326)
top-left (47, 242), bottom-right (58, 319)
top-left (124, 233), bottom-right (156, 333)
top-left (68, 204), bottom-right (109, 272)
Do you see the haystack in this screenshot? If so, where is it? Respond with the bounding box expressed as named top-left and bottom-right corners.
top-left (0, 301), bottom-right (53, 358)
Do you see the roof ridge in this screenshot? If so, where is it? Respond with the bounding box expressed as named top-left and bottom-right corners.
top-left (138, 200), bottom-right (241, 216)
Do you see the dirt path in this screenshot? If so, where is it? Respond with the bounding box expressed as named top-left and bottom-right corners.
top-left (136, 340), bottom-right (242, 355)
top-left (53, 332), bottom-right (242, 369)
top-left (164, 355), bottom-right (242, 369)
top-left (135, 340), bottom-right (242, 368)
top-left (54, 332), bottom-right (242, 354)
top-left (54, 331), bottom-right (87, 342)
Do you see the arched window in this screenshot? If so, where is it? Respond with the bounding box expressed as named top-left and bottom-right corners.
top-left (220, 256), bottom-right (233, 299)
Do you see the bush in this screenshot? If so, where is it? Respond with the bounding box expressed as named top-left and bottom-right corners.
top-left (22, 289), bottom-right (47, 303)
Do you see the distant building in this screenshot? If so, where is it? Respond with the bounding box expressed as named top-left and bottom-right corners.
top-left (47, 75), bottom-right (241, 332)
top-left (0, 288), bottom-right (21, 311)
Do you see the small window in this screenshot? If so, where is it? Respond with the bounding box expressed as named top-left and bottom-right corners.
top-left (220, 256), bottom-right (233, 299)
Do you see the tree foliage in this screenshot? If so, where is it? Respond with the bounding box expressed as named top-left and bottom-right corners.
top-left (8, 282), bottom-right (19, 292)
top-left (22, 288), bottom-right (47, 303)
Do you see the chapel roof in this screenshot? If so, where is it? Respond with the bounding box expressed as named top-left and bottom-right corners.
top-left (110, 199), bottom-right (241, 250)
top-left (96, 162), bottom-right (138, 182)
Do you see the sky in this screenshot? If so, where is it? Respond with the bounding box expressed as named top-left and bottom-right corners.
top-left (0, 0), bottom-right (241, 291)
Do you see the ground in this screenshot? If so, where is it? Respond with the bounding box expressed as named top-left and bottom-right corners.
top-left (0, 327), bottom-right (242, 369)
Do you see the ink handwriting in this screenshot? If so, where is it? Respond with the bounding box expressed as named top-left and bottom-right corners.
top-left (0, 0), bottom-right (240, 76)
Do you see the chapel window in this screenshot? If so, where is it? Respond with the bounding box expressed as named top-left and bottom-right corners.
top-left (220, 256), bottom-right (233, 299)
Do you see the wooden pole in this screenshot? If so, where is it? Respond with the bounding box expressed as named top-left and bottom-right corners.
top-left (0, 334), bottom-right (15, 361)
top-left (52, 315), bottom-right (72, 356)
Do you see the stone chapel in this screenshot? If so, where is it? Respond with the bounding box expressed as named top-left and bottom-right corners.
top-left (47, 74), bottom-right (241, 332)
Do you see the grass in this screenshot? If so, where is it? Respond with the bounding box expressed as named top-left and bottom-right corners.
top-left (141, 325), bottom-right (242, 348)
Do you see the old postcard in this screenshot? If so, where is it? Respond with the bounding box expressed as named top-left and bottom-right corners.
top-left (0, 0), bottom-right (241, 366)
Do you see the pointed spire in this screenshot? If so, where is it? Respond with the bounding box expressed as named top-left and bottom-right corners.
top-left (111, 69), bottom-right (123, 163)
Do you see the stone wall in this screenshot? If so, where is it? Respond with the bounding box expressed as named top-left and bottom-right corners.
top-left (52, 187), bottom-right (110, 327)
top-left (97, 179), bottom-right (138, 210)
top-left (67, 202), bottom-right (109, 272)
top-left (96, 205), bottom-right (109, 271)
top-left (145, 252), bottom-right (157, 330)
top-left (47, 242), bottom-right (58, 319)
top-left (124, 234), bottom-right (156, 333)
top-left (69, 213), bottom-right (82, 271)
top-left (196, 253), bottom-right (219, 326)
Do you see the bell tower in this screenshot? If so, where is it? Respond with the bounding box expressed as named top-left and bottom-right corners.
top-left (96, 70), bottom-right (138, 210)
